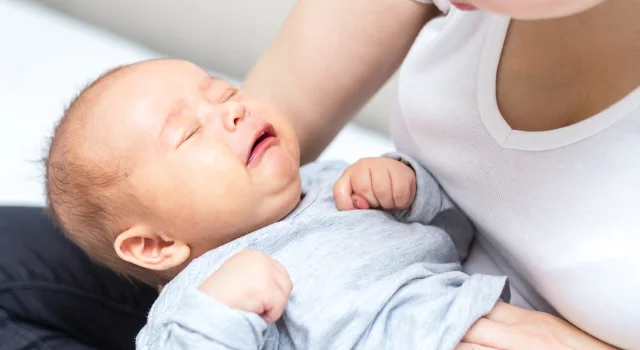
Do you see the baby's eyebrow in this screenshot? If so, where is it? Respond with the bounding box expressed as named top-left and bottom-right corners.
top-left (159, 99), bottom-right (187, 141)
top-left (198, 76), bottom-right (215, 91)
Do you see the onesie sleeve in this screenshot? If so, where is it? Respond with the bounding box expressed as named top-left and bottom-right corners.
top-left (137, 288), bottom-right (269, 350)
top-left (383, 152), bottom-right (476, 261)
top-left (384, 152), bottom-right (444, 225)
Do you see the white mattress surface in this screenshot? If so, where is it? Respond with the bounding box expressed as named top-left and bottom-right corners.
top-left (0, 0), bottom-right (394, 206)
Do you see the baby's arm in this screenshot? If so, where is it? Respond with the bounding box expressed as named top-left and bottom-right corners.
top-left (333, 156), bottom-right (421, 212)
top-left (334, 153), bottom-right (475, 260)
top-left (334, 153), bottom-right (444, 223)
top-left (384, 152), bottom-right (445, 224)
top-left (138, 250), bottom-right (291, 350)
top-left (385, 153), bottom-right (477, 261)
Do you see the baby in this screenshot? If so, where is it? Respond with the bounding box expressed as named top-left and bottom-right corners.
top-left (45, 59), bottom-right (508, 350)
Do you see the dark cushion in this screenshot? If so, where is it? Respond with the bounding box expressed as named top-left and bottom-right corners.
top-left (0, 207), bottom-right (158, 350)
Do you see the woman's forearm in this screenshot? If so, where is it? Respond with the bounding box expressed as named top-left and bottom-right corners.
top-left (243, 0), bottom-right (440, 163)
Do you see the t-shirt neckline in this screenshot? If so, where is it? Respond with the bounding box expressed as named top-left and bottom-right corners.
top-left (477, 15), bottom-right (640, 151)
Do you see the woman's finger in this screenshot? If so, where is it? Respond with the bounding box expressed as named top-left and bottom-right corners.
top-left (454, 342), bottom-right (500, 350)
top-left (462, 317), bottom-right (516, 349)
top-left (484, 301), bottom-right (525, 325)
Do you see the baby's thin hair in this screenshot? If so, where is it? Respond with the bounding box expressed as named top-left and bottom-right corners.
top-left (44, 64), bottom-right (166, 287)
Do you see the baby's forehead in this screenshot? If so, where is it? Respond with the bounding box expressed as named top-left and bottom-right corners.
top-left (58, 60), bottom-right (220, 153)
top-left (90, 61), bottom-right (236, 129)
top-left (112, 67), bottom-right (228, 102)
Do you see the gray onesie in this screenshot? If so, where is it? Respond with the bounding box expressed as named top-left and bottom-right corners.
top-left (136, 154), bottom-right (508, 350)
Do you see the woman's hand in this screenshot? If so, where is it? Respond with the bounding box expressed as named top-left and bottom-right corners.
top-left (455, 302), bottom-right (618, 350)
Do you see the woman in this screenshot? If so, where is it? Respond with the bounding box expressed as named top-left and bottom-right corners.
top-left (242, 0), bottom-right (639, 349)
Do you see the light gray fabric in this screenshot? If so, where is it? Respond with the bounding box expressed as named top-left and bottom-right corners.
top-left (136, 154), bottom-right (508, 350)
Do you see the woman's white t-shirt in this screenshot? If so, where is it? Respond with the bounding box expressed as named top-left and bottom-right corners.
top-left (394, 2), bottom-right (640, 348)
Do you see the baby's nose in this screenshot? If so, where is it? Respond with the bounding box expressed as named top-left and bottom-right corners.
top-left (221, 102), bottom-right (246, 131)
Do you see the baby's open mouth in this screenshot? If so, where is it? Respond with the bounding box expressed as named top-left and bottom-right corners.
top-left (247, 125), bottom-right (277, 165)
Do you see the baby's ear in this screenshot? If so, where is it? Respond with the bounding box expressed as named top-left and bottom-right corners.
top-left (114, 225), bottom-right (190, 271)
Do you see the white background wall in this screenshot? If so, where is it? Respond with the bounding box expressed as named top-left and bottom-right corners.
top-left (36, 0), bottom-right (396, 134)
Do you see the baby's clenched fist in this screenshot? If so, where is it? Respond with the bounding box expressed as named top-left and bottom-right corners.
top-left (334, 157), bottom-right (416, 212)
top-left (199, 249), bottom-right (292, 323)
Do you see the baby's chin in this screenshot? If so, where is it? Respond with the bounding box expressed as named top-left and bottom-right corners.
top-left (256, 146), bottom-right (302, 208)
top-left (262, 177), bottom-right (303, 226)
top-left (255, 143), bottom-right (300, 185)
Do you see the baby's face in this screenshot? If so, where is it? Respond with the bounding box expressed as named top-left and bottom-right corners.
top-left (451, 0), bottom-right (606, 19)
top-left (93, 60), bottom-right (301, 257)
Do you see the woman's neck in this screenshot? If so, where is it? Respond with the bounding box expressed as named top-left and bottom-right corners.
top-left (498, 0), bottom-right (640, 131)
top-left (573, 0), bottom-right (640, 34)
top-left (557, 0), bottom-right (640, 57)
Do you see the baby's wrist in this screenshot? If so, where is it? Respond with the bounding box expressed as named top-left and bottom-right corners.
top-left (392, 157), bottom-right (416, 175)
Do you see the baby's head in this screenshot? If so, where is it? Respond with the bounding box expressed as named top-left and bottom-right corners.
top-left (46, 59), bottom-right (301, 285)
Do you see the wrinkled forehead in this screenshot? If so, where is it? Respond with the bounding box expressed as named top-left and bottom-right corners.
top-left (76, 67), bottom-right (183, 155)
top-left (99, 61), bottom-right (234, 119)
top-left (90, 62), bottom-right (206, 127)
top-left (82, 60), bottom-right (236, 158)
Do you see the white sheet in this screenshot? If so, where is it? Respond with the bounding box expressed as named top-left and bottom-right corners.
top-left (0, 0), bottom-right (394, 206)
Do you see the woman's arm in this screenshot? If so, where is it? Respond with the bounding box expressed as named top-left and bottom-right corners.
top-left (242, 0), bottom-right (440, 163)
top-left (456, 302), bottom-right (620, 350)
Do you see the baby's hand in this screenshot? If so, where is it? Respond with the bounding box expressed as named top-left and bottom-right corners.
top-left (199, 249), bottom-right (292, 323)
top-left (334, 157), bottom-right (416, 211)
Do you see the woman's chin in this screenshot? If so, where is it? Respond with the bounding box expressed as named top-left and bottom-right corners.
top-left (477, 0), bottom-right (605, 20)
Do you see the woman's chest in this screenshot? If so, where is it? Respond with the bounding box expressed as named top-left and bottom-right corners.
top-left (395, 7), bottom-right (640, 283)
top-left (395, 90), bottom-right (640, 255)
top-left (497, 17), bottom-right (640, 132)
